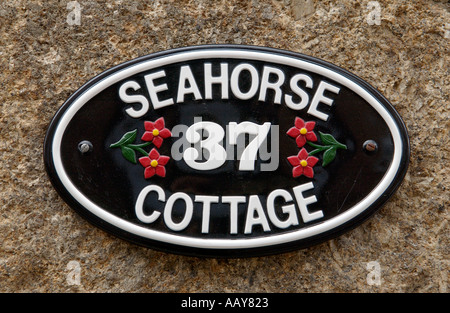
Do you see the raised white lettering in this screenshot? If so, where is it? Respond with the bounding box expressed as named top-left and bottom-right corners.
top-left (177, 65), bottom-right (202, 103)
top-left (230, 63), bottom-right (259, 100)
top-left (222, 196), bottom-right (246, 234)
top-left (204, 63), bottom-right (229, 100)
top-left (292, 182), bottom-right (323, 223)
top-left (267, 189), bottom-right (299, 228)
top-left (307, 81), bottom-right (340, 121)
top-left (258, 66), bottom-right (285, 104)
top-left (135, 185), bottom-right (164, 223)
top-left (164, 192), bottom-right (193, 231)
top-left (285, 74), bottom-right (313, 110)
top-left (144, 70), bottom-right (174, 109)
top-left (244, 195), bottom-right (271, 234)
top-left (119, 81), bottom-right (150, 118)
top-left (195, 195), bottom-right (219, 234)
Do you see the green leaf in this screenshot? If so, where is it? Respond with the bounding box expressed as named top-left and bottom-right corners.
top-left (322, 147), bottom-right (337, 167)
top-left (319, 132), bottom-right (340, 146)
top-left (110, 129), bottom-right (137, 148)
top-left (319, 132), bottom-right (347, 150)
top-left (121, 146), bottom-right (137, 164)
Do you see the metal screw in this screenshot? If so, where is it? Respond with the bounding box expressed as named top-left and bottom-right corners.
top-left (363, 140), bottom-right (378, 153)
top-left (78, 140), bottom-right (93, 154)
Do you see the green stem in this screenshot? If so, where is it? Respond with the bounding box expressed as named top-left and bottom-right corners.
top-left (307, 142), bottom-right (330, 155)
top-left (307, 141), bottom-right (326, 149)
top-left (129, 142), bottom-right (152, 148)
top-left (128, 142), bottom-right (152, 156)
top-left (307, 141), bottom-right (347, 155)
top-left (309, 148), bottom-right (325, 156)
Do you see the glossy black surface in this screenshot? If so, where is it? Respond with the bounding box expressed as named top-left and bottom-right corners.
top-left (44, 45), bottom-right (410, 257)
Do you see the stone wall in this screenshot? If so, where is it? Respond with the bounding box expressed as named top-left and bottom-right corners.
top-left (0, 0), bottom-right (448, 292)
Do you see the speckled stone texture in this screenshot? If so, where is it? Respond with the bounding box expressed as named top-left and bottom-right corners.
top-left (0, 0), bottom-right (448, 293)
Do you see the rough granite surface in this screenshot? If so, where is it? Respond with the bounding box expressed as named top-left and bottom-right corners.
top-left (0, 0), bottom-right (448, 293)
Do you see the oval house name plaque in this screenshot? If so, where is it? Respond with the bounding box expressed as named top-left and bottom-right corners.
top-left (44, 45), bottom-right (410, 257)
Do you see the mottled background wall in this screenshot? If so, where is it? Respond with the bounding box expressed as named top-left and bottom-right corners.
top-left (0, 0), bottom-right (448, 293)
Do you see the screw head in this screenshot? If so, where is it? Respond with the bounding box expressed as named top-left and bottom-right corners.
top-left (78, 141), bottom-right (93, 154)
top-left (363, 140), bottom-right (378, 154)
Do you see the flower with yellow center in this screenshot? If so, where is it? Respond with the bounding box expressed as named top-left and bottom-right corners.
top-left (286, 117), bottom-right (318, 148)
top-left (139, 148), bottom-right (170, 179)
top-left (141, 117), bottom-right (173, 148)
top-left (287, 148), bottom-right (319, 178)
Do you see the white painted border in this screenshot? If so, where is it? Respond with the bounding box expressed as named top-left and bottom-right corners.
top-left (51, 49), bottom-right (403, 249)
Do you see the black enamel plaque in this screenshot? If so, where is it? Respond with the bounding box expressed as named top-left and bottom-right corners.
top-left (44, 45), bottom-right (410, 257)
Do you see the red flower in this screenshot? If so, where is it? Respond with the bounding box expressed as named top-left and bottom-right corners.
top-left (141, 117), bottom-right (172, 148)
top-left (286, 117), bottom-right (317, 148)
top-left (287, 148), bottom-right (319, 178)
top-left (139, 148), bottom-right (170, 179)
